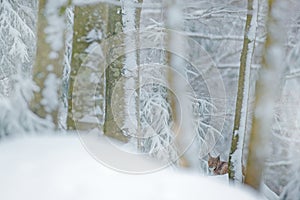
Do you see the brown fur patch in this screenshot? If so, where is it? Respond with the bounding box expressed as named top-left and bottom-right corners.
top-left (208, 154), bottom-right (228, 175)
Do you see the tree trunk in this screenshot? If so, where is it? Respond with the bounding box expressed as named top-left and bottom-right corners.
top-left (30, 0), bottom-right (67, 127)
top-left (67, 4), bottom-right (108, 130)
top-left (120, 0), bottom-right (143, 149)
top-left (103, 2), bottom-right (128, 142)
top-left (245, 0), bottom-right (287, 190)
top-left (228, 0), bottom-right (259, 183)
top-left (135, 0), bottom-right (143, 151)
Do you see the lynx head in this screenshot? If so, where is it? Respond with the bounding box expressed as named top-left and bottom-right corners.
top-left (208, 154), bottom-right (220, 169)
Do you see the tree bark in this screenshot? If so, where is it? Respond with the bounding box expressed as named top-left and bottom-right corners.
top-left (67, 4), bottom-right (107, 130)
top-left (228, 0), bottom-right (258, 183)
top-left (103, 2), bottom-right (128, 142)
top-left (31, 0), bottom-right (67, 127)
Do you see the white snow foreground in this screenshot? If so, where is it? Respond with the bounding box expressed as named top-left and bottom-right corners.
top-left (0, 135), bottom-right (265, 200)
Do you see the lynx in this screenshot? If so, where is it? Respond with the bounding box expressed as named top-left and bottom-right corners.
top-left (208, 154), bottom-right (228, 175)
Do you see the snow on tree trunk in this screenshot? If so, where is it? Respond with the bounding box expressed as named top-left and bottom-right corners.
top-left (228, 0), bottom-right (259, 183)
top-left (121, 0), bottom-right (138, 142)
top-left (60, 6), bottom-right (74, 130)
top-left (121, 0), bottom-right (144, 149)
top-left (30, 0), bottom-right (68, 127)
top-left (135, 0), bottom-right (143, 150)
top-left (103, 1), bottom-right (128, 142)
top-left (244, 0), bottom-right (288, 190)
top-left (67, 4), bottom-right (107, 131)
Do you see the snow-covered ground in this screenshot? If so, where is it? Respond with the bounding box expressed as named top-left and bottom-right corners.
top-left (0, 135), bottom-right (265, 200)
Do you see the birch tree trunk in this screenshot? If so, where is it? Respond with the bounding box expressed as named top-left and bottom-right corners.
top-left (228, 0), bottom-right (259, 183)
top-left (67, 4), bottom-right (107, 130)
top-left (30, 0), bottom-right (67, 127)
top-left (245, 0), bottom-right (287, 190)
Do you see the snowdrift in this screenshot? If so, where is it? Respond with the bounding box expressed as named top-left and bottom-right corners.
top-left (0, 135), bottom-right (265, 200)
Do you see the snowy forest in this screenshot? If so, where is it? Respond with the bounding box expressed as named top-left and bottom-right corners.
top-left (0, 0), bottom-right (300, 199)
